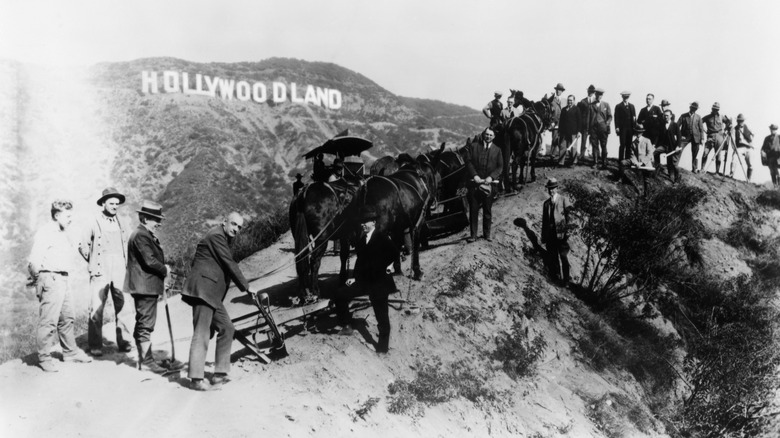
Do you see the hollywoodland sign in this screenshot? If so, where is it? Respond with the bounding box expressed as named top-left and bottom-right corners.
top-left (141, 70), bottom-right (343, 109)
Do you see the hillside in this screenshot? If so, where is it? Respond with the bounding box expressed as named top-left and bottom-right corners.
top-left (2, 164), bottom-right (779, 437)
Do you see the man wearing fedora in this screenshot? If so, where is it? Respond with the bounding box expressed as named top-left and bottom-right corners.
top-left (588, 88), bottom-right (612, 169)
top-left (292, 173), bottom-right (304, 196)
top-left (465, 128), bottom-right (503, 242)
top-left (655, 110), bottom-right (682, 183)
top-left (181, 211), bottom-right (252, 391)
top-left (575, 85), bottom-right (597, 165)
top-left (79, 187), bottom-right (132, 356)
top-left (677, 102), bottom-right (706, 173)
top-left (335, 205), bottom-right (399, 354)
top-left (761, 124), bottom-right (780, 187)
top-left (614, 91), bottom-right (636, 164)
top-left (731, 114), bottom-right (754, 181)
top-left (125, 201), bottom-right (169, 374)
top-left (483, 91), bottom-right (504, 132)
top-left (541, 179), bottom-right (571, 286)
top-left (29, 199), bottom-right (93, 372)
top-left (702, 102), bottom-right (726, 175)
top-left (557, 95), bottom-right (581, 166)
top-left (547, 83), bottom-right (565, 158)
top-left (637, 94), bottom-right (664, 146)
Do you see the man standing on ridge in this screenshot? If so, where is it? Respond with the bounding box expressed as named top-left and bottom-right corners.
top-left (541, 179), bottom-right (571, 286)
top-left (614, 91), bottom-right (636, 165)
top-left (558, 95), bottom-right (581, 167)
top-left (574, 85), bottom-right (596, 165)
top-left (181, 211), bottom-right (252, 391)
top-left (762, 124), bottom-right (780, 187)
top-left (79, 187), bottom-right (133, 357)
top-left (731, 114), bottom-right (754, 181)
top-left (702, 102), bottom-right (726, 175)
top-left (465, 128), bottom-right (503, 243)
top-left (547, 83), bottom-right (565, 158)
top-left (483, 91), bottom-right (504, 132)
top-left (637, 94), bottom-right (664, 146)
top-left (677, 102), bottom-right (705, 173)
top-left (588, 88), bottom-right (612, 169)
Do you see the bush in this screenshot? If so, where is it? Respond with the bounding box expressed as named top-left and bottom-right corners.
top-left (491, 321), bottom-right (547, 380)
top-left (232, 206), bottom-right (289, 262)
top-left (756, 189), bottom-right (780, 210)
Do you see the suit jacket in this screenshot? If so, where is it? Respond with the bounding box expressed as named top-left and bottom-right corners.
top-left (559, 105), bottom-right (582, 137)
top-left (354, 230), bottom-right (399, 293)
top-left (124, 224), bottom-right (167, 296)
top-left (466, 139), bottom-right (503, 181)
top-left (547, 95), bottom-right (562, 125)
top-left (182, 225), bottom-right (249, 308)
top-left (637, 106), bottom-right (664, 142)
top-left (542, 195), bottom-right (570, 243)
top-left (614, 101), bottom-right (636, 132)
top-left (658, 121), bottom-right (680, 149)
top-left (735, 124), bottom-right (754, 147)
top-left (762, 134), bottom-right (780, 157)
top-left (577, 96), bottom-right (595, 132)
top-left (589, 101), bottom-right (612, 135)
top-left (630, 136), bottom-right (654, 168)
top-left (677, 112), bottom-right (705, 143)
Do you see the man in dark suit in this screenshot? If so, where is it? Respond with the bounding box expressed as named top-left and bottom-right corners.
top-left (614, 91), bottom-right (636, 164)
top-left (654, 110), bottom-right (681, 183)
top-left (181, 212), bottom-right (251, 391)
top-left (589, 88), bottom-right (612, 169)
top-left (335, 206), bottom-right (399, 354)
top-left (557, 95), bottom-right (581, 166)
top-left (677, 102), bottom-right (706, 173)
top-left (761, 124), bottom-right (780, 187)
top-left (574, 85), bottom-right (596, 165)
top-left (124, 200), bottom-right (169, 374)
top-left (465, 128), bottom-right (503, 242)
top-left (292, 173), bottom-right (304, 196)
top-left (547, 83), bottom-right (565, 158)
top-left (637, 94), bottom-right (664, 146)
top-left (541, 178), bottom-right (571, 285)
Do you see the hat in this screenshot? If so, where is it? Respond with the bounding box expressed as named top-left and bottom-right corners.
top-left (545, 178), bottom-right (559, 189)
top-left (620, 91), bottom-right (631, 97)
top-left (136, 200), bottom-right (164, 220)
top-left (712, 102), bottom-right (720, 110)
top-left (736, 114), bottom-right (745, 122)
top-left (771, 124), bottom-right (779, 130)
top-left (478, 183), bottom-right (492, 195)
top-left (555, 83), bottom-right (565, 91)
top-left (594, 87), bottom-right (605, 94)
top-left (587, 84), bottom-right (596, 92)
top-left (689, 101), bottom-right (699, 109)
top-left (97, 187), bottom-right (125, 206)
top-left (661, 99), bottom-right (671, 106)
top-left (295, 173), bottom-right (303, 179)
top-left (494, 91), bottom-right (503, 97)
top-left (634, 123), bottom-right (646, 133)
top-left (360, 206), bottom-right (379, 222)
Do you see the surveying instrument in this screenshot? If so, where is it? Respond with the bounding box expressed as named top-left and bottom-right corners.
top-left (701, 116), bottom-right (748, 179)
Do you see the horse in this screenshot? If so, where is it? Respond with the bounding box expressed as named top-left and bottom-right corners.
top-left (503, 93), bottom-right (554, 186)
top-left (288, 174), bottom-right (362, 304)
top-left (354, 151), bottom-right (441, 280)
top-left (369, 156), bottom-right (399, 176)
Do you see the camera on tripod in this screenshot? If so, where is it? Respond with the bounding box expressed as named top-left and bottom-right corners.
top-left (723, 115), bottom-right (733, 132)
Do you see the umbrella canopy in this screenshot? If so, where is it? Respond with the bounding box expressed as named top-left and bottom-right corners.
top-left (303, 134), bottom-right (373, 159)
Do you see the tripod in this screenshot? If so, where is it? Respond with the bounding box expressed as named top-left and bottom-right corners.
top-left (702, 128), bottom-right (747, 179)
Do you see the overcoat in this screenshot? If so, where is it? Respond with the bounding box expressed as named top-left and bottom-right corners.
top-left (182, 225), bottom-right (249, 308)
top-left (124, 225), bottom-right (167, 296)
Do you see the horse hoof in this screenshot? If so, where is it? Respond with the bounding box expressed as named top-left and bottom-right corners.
top-left (413, 272), bottom-right (424, 281)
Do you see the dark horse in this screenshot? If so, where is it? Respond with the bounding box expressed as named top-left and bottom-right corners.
top-left (369, 155), bottom-right (399, 176)
top-left (503, 92), bottom-right (553, 186)
top-left (354, 152), bottom-right (441, 280)
top-left (289, 175), bottom-right (362, 303)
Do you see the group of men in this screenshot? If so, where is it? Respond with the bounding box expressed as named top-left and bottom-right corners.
top-left (483, 85), bottom-right (780, 186)
top-left (28, 188), bottom-right (255, 391)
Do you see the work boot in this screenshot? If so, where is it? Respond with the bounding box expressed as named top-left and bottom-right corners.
top-left (190, 379), bottom-right (219, 391)
top-left (63, 351), bottom-right (93, 363)
top-left (747, 169), bottom-right (753, 182)
top-left (89, 348), bottom-right (103, 357)
top-left (376, 334), bottom-right (390, 354)
top-left (209, 373), bottom-right (230, 386)
top-left (136, 341), bottom-right (164, 373)
top-left (39, 360), bottom-right (58, 373)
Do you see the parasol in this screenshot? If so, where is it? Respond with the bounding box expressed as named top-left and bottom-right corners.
top-left (303, 130), bottom-right (373, 159)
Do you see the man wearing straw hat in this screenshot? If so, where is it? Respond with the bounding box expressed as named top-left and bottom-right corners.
top-left (541, 178), bottom-right (571, 286)
top-left (702, 102), bottom-right (726, 175)
top-left (731, 114), bottom-right (754, 181)
top-left (181, 211), bottom-right (251, 391)
top-left (79, 187), bottom-right (132, 357)
top-left (125, 200), bottom-right (169, 374)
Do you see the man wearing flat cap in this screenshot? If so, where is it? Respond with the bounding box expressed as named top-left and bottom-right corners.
top-left (541, 178), bottom-right (571, 285)
top-left (637, 94), bottom-right (664, 146)
top-left (731, 114), bottom-right (754, 181)
top-left (702, 102), bottom-right (726, 175)
top-left (588, 88), bottom-right (612, 169)
top-left (483, 91), bottom-right (504, 132)
top-left (761, 124), bottom-right (780, 187)
top-left (575, 85), bottom-right (597, 165)
top-left (614, 91), bottom-right (636, 165)
top-left (181, 211), bottom-right (252, 391)
top-left (335, 205), bottom-right (399, 354)
top-left (124, 200), bottom-right (169, 374)
top-left (547, 83), bottom-right (565, 158)
top-left (79, 187), bottom-right (132, 356)
top-left (677, 102), bottom-right (706, 173)
top-left (465, 128), bottom-right (503, 242)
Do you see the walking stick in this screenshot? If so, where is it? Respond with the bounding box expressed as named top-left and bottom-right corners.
top-left (163, 281), bottom-right (176, 363)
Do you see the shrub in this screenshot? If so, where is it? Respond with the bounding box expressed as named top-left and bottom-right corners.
top-left (232, 206), bottom-right (289, 262)
top-left (756, 189), bottom-right (780, 210)
top-left (491, 322), bottom-right (547, 380)
top-left (351, 397), bottom-right (380, 422)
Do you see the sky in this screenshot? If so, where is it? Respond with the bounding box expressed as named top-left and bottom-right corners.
top-left (2, 0), bottom-right (780, 179)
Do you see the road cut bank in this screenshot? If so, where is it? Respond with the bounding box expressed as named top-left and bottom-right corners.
top-left (140, 70), bottom-right (343, 110)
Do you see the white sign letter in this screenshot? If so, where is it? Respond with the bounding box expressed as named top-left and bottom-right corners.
top-left (141, 71), bottom-right (158, 94)
top-left (273, 82), bottom-right (287, 103)
top-left (252, 83), bottom-right (267, 103)
top-left (204, 75), bottom-right (219, 97)
top-left (328, 89), bottom-right (342, 110)
top-left (316, 87), bottom-right (328, 107)
top-left (218, 78), bottom-right (235, 100)
top-left (236, 81), bottom-right (251, 101)
top-left (163, 71), bottom-right (180, 93)
top-left (304, 85), bottom-right (318, 106)
top-left (290, 83), bottom-right (305, 104)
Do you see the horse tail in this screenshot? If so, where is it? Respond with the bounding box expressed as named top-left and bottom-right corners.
top-left (292, 194), bottom-right (310, 281)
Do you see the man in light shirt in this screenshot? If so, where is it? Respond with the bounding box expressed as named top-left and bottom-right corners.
top-left (29, 200), bottom-right (93, 372)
